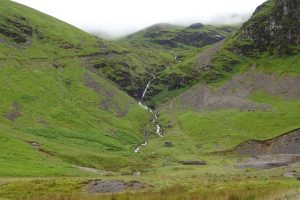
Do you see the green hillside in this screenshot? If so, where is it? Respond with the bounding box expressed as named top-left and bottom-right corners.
top-left (0, 0), bottom-right (153, 176)
top-left (0, 0), bottom-right (300, 199)
top-left (114, 23), bottom-right (238, 107)
top-left (91, 23), bottom-right (238, 103)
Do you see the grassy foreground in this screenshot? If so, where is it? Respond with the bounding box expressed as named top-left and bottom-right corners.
top-left (0, 163), bottom-right (299, 199)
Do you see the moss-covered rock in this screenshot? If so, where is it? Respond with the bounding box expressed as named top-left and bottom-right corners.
top-left (231, 0), bottom-right (300, 55)
top-left (0, 16), bottom-right (34, 44)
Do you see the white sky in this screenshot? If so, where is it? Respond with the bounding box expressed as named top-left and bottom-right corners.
top-left (12, 0), bottom-right (266, 38)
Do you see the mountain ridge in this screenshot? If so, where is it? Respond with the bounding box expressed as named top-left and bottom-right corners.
top-left (117, 22), bottom-right (238, 50)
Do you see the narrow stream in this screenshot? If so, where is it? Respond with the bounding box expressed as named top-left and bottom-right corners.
top-left (134, 54), bottom-right (180, 153)
top-left (134, 75), bottom-right (164, 153)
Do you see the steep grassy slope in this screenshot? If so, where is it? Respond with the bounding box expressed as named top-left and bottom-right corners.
top-left (0, 0), bottom-right (154, 176)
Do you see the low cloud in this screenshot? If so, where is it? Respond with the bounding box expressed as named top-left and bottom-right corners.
top-left (13, 0), bottom-right (266, 37)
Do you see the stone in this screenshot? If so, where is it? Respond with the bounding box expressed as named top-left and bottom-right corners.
top-left (164, 141), bottom-right (173, 147)
top-left (167, 121), bottom-right (173, 128)
top-left (180, 160), bottom-right (207, 165)
top-left (283, 172), bottom-right (297, 178)
top-left (28, 141), bottom-right (40, 150)
top-left (133, 171), bottom-right (141, 176)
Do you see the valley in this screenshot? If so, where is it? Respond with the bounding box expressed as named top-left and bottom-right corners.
top-left (0, 0), bottom-right (299, 199)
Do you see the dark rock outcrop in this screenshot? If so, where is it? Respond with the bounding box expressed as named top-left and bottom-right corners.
top-left (123, 23), bottom-right (237, 50)
top-left (173, 31), bottom-right (225, 48)
top-left (231, 0), bottom-right (300, 55)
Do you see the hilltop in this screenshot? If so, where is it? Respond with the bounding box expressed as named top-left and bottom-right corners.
top-left (118, 22), bottom-right (237, 51)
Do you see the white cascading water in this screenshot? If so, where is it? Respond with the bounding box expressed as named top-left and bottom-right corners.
top-left (142, 81), bottom-right (151, 99)
top-left (175, 55), bottom-right (181, 63)
top-left (134, 141), bottom-right (148, 153)
top-left (134, 75), bottom-right (163, 153)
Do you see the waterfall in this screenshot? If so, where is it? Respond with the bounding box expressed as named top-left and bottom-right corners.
top-left (156, 124), bottom-right (163, 137)
top-left (134, 75), bottom-right (164, 153)
top-left (134, 141), bottom-right (148, 153)
top-left (142, 81), bottom-right (151, 99)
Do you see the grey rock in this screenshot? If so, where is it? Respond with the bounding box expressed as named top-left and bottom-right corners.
top-left (133, 171), bottom-right (141, 176)
top-left (180, 160), bottom-right (207, 165)
top-left (164, 141), bottom-right (173, 147)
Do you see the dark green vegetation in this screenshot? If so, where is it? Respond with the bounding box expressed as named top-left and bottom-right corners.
top-left (86, 44), bottom-right (175, 100)
top-left (0, 0), bottom-right (299, 199)
top-left (96, 23), bottom-right (238, 103)
top-left (115, 23), bottom-right (238, 105)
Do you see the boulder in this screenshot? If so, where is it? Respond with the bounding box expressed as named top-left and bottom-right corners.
top-left (167, 121), bottom-right (173, 128)
top-left (133, 171), bottom-right (141, 176)
top-left (180, 160), bottom-right (207, 165)
top-left (164, 141), bottom-right (173, 147)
